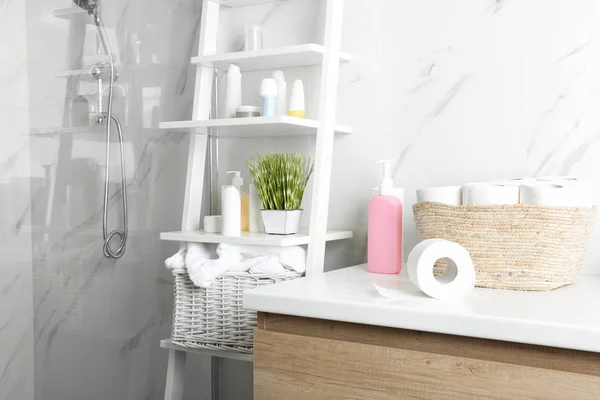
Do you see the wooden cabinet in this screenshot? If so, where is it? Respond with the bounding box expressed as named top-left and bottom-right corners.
top-left (254, 313), bottom-right (600, 399)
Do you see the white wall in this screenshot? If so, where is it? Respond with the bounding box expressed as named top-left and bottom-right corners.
top-left (0, 1), bottom-right (35, 399)
top-left (217, 0), bottom-right (600, 277)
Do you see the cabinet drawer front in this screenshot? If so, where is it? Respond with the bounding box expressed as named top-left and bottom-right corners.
top-left (254, 330), bottom-right (600, 400)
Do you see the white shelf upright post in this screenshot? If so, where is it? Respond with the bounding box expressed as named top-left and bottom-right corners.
top-left (162, 1), bottom-right (350, 398)
top-left (306, 0), bottom-right (345, 276)
top-left (164, 1), bottom-right (220, 400)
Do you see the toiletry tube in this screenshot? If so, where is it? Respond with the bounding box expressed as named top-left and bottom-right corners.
top-left (204, 216), bottom-right (222, 233)
top-left (249, 184), bottom-right (264, 232)
top-left (416, 186), bottom-right (462, 205)
top-left (260, 78), bottom-right (278, 117)
top-left (407, 239), bottom-right (475, 300)
top-left (226, 64), bottom-right (242, 118)
top-left (462, 183), bottom-right (520, 205)
top-left (222, 185), bottom-right (241, 236)
top-left (520, 182), bottom-right (595, 207)
top-left (236, 105), bottom-right (261, 118)
top-left (273, 71), bottom-right (287, 116)
top-left (288, 79), bottom-right (305, 118)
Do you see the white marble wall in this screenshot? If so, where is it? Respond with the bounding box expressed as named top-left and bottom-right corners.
top-left (217, 0), bottom-right (600, 275)
top-left (0, 1), bottom-right (36, 399)
top-left (3, 0), bottom-right (600, 399)
top-left (24, 0), bottom-right (204, 399)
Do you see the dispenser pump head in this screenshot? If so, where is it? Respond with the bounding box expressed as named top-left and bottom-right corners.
top-left (227, 171), bottom-right (243, 189)
top-left (375, 159), bottom-right (394, 195)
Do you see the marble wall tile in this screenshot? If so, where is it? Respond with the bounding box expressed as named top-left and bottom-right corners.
top-left (24, 0), bottom-right (202, 399)
top-left (0, 2), bottom-right (35, 399)
top-left (526, 0), bottom-right (600, 274)
top-left (215, 0), bottom-right (528, 271)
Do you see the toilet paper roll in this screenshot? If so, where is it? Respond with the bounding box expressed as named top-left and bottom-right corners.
top-left (520, 182), bottom-right (595, 207)
top-left (490, 177), bottom-right (537, 186)
top-left (534, 177), bottom-right (595, 206)
top-left (536, 176), bottom-right (579, 183)
top-left (204, 215), bottom-right (222, 233)
top-left (407, 239), bottom-right (475, 300)
top-left (416, 186), bottom-right (462, 205)
top-left (462, 183), bottom-right (520, 205)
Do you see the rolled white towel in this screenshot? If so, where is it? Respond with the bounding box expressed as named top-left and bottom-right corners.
top-left (165, 248), bottom-right (187, 270)
top-left (247, 255), bottom-right (288, 275)
top-left (188, 259), bottom-right (227, 288)
top-left (218, 244), bottom-right (306, 274)
top-left (216, 244), bottom-right (247, 272)
top-left (186, 243), bottom-right (212, 265)
top-left (185, 243), bottom-right (221, 288)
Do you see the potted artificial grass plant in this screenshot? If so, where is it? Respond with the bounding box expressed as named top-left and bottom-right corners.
top-left (248, 153), bottom-right (314, 235)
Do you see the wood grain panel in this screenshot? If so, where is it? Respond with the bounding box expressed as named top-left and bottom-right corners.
top-left (258, 313), bottom-right (600, 377)
top-left (254, 330), bottom-right (600, 400)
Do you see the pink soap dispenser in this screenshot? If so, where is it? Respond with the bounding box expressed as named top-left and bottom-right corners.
top-left (368, 160), bottom-right (403, 274)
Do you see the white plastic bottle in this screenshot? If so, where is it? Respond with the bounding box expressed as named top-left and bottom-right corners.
top-left (225, 64), bottom-right (242, 118)
top-left (260, 78), bottom-right (278, 117)
top-left (288, 79), bottom-right (305, 118)
top-left (221, 171), bottom-right (242, 236)
top-left (273, 71), bottom-right (287, 116)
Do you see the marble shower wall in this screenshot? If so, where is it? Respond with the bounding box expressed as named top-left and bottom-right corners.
top-left (24, 0), bottom-right (209, 399)
top-left (0, 2), bottom-right (35, 400)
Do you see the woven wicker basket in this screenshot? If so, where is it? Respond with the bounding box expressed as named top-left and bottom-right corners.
top-left (413, 202), bottom-right (597, 291)
top-left (171, 267), bottom-right (301, 353)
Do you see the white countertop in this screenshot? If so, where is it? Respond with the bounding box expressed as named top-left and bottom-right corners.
top-left (243, 264), bottom-right (600, 353)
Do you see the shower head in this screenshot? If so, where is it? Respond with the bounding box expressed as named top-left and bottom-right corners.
top-left (73, 0), bottom-right (114, 65)
top-left (73, 0), bottom-right (98, 14)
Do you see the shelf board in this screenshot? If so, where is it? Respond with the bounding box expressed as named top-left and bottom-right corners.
top-left (55, 69), bottom-right (95, 82)
top-left (54, 3), bottom-right (120, 27)
top-left (27, 126), bottom-right (158, 141)
top-left (55, 66), bottom-right (120, 82)
top-left (213, 0), bottom-right (280, 8)
top-left (28, 126), bottom-right (103, 137)
top-left (191, 43), bottom-right (352, 72)
top-left (160, 339), bottom-right (253, 362)
top-left (160, 229), bottom-right (353, 247)
top-left (159, 116), bottom-right (352, 137)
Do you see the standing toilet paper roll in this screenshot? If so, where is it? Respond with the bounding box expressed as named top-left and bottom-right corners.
top-left (536, 176), bottom-right (579, 182)
top-left (407, 239), bottom-right (475, 300)
top-left (520, 182), bottom-right (595, 207)
top-left (490, 177), bottom-right (536, 186)
top-left (462, 183), bottom-right (520, 205)
top-left (535, 177), bottom-right (595, 206)
top-left (204, 216), bottom-right (222, 233)
top-left (416, 186), bottom-right (462, 205)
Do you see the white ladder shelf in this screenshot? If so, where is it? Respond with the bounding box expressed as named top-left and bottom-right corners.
top-left (161, 1), bottom-right (349, 399)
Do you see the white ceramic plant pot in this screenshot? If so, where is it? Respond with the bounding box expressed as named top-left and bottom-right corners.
top-left (261, 210), bottom-right (302, 235)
